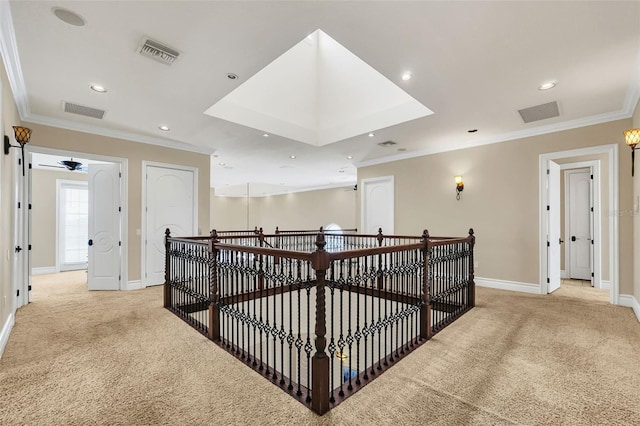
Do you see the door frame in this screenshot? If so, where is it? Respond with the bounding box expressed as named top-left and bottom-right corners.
top-left (25, 146), bottom-right (128, 294)
top-left (561, 162), bottom-right (600, 287)
top-left (539, 144), bottom-right (618, 304)
top-left (360, 175), bottom-right (395, 235)
top-left (141, 161), bottom-right (198, 288)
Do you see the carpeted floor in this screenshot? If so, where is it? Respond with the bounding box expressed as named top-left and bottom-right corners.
top-left (1, 271), bottom-right (639, 425)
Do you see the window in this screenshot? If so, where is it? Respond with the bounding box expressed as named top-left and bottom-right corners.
top-left (58, 180), bottom-right (88, 271)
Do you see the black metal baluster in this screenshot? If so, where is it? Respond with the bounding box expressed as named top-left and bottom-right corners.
top-left (304, 266), bottom-right (312, 403)
top-left (347, 258), bottom-right (354, 391)
top-left (354, 256), bottom-right (362, 386)
top-left (337, 260), bottom-right (345, 397)
top-left (363, 255), bottom-right (369, 381)
top-left (287, 259), bottom-right (294, 391)
top-left (295, 259), bottom-right (303, 396)
top-left (328, 261), bottom-right (336, 403)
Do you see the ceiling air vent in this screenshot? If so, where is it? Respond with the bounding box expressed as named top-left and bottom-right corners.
top-left (518, 101), bottom-right (560, 123)
top-left (63, 101), bottom-right (105, 119)
top-left (377, 140), bottom-right (397, 147)
top-left (138, 37), bottom-right (180, 65)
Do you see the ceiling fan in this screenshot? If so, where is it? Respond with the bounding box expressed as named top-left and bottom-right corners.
top-left (37, 158), bottom-right (85, 171)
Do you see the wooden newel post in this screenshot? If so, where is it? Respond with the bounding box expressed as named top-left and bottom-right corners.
top-left (420, 229), bottom-right (433, 340)
top-left (208, 229), bottom-right (221, 342)
top-left (468, 228), bottom-right (476, 308)
top-left (311, 231), bottom-right (330, 415)
top-left (164, 228), bottom-right (171, 308)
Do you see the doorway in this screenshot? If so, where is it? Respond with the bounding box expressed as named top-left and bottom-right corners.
top-left (539, 144), bottom-right (618, 304)
top-left (16, 147), bottom-right (128, 308)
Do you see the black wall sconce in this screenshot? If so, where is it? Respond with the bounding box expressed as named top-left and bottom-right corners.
top-left (4, 126), bottom-right (32, 176)
top-left (455, 175), bottom-right (464, 200)
top-left (624, 128), bottom-right (639, 177)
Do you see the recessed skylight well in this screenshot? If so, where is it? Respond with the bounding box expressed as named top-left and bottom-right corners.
top-left (205, 29), bottom-right (433, 147)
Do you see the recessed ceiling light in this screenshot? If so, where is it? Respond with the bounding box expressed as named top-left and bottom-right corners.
top-left (227, 73), bottom-right (239, 80)
top-left (52, 7), bottom-right (86, 27)
top-left (539, 81), bottom-right (556, 91)
top-left (368, 133), bottom-right (375, 138)
top-left (219, 162), bottom-right (226, 166)
top-left (158, 125), bottom-right (170, 131)
top-left (401, 72), bottom-right (412, 81)
top-left (262, 133), bottom-right (269, 138)
top-left (468, 129), bottom-right (478, 133)
top-left (290, 155), bottom-right (296, 159)
top-left (90, 84), bottom-right (107, 93)
top-left (347, 155), bottom-right (353, 160)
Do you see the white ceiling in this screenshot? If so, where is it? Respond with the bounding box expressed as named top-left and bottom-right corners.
top-left (3, 1), bottom-right (639, 197)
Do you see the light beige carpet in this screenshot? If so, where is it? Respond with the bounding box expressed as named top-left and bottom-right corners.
top-left (1, 271), bottom-right (639, 425)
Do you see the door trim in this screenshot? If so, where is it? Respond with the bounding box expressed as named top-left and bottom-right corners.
top-left (360, 175), bottom-right (395, 235)
top-left (141, 161), bottom-right (198, 288)
top-left (561, 162), bottom-right (601, 287)
top-left (539, 144), bottom-right (618, 304)
top-left (26, 146), bottom-right (128, 291)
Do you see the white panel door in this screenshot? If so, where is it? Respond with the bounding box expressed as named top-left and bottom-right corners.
top-left (568, 170), bottom-right (592, 280)
top-left (361, 176), bottom-right (394, 235)
top-left (88, 164), bottom-right (121, 291)
top-left (547, 162), bottom-right (561, 293)
top-left (145, 166), bottom-right (196, 286)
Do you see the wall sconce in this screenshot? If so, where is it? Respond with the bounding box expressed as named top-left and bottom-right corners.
top-left (455, 175), bottom-right (464, 200)
top-left (624, 128), bottom-right (640, 177)
top-left (4, 126), bottom-right (32, 176)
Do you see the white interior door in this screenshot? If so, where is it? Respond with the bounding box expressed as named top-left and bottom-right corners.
top-left (13, 152), bottom-right (28, 307)
top-left (547, 161), bottom-right (561, 293)
top-left (144, 165), bottom-right (196, 286)
top-left (567, 169), bottom-right (592, 280)
top-left (361, 176), bottom-right (394, 235)
top-left (88, 164), bottom-right (121, 291)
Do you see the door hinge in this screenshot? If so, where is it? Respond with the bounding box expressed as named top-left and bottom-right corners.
top-left (28, 285), bottom-right (32, 291)
top-left (591, 207), bottom-right (594, 212)
top-left (119, 172), bottom-right (122, 178)
top-left (118, 206), bottom-right (121, 212)
top-left (17, 202), bottom-right (21, 209)
top-left (28, 163), bottom-right (32, 169)
top-left (546, 205), bottom-right (550, 211)
top-left (546, 169), bottom-right (550, 175)
top-left (592, 272), bottom-right (594, 278)
top-left (590, 174), bottom-right (593, 179)
top-left (119, 241), bottom-right (122, 247)
top-left (28, 244), bottom-right (32, 250)
top-left (18, 158), bottom-right (21, 165)
top-left (547, 241), bottom-right (550, 247)
top-left (119, 275), bottom-right (121, 281)
top-left (28, 203), bottom-right (32, 210)
top-left (547, 278), bottom-right (550, 283)
top-left (591, 239), bottom-right (594, 245)
top-left (16, 289), bottom-right (19, 297)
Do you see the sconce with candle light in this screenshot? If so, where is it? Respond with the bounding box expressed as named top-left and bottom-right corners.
top-left (4, 126), bottom-right (32, 176)
top-left (624, 128), bottom-right (640, 177)
top-left (455, 175), bottom-right (464, 200)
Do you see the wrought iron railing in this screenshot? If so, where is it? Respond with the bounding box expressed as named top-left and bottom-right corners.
top-left (164, 228), bottom-right (475, 415)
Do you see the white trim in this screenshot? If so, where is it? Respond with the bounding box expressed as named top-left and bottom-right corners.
top-left (0, 313), bottom-right (15, 359)
top-left (26, 146), bottom-right (129, 290)
top-left (475, 277), bottom-right (541, 294)
top-left (0, 0), bottom-right (29, 118)
top-left (539, 144), bottom-right (619, 305)
top-left (126, 280), bottom-right (143, 291)
top-left (618, 294), bottom-right (640, 322)
top-left (141, 161), bottom-right (199, 288)
top-left (31, 267), bottom-right (57, 275)
top-left (600, 280), bottom-right (611, 291)
top-left (360, 175), bottom-right (395, 234)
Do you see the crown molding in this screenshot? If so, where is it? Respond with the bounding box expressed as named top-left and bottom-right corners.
top-left (23, 112), bottom-right (214, 155)
top-left (356, 108), bottom-right (633, 169)
top-left (215, 181), bottom-right (356, 198)
top-left (0, 0), bottom-right (29, 119)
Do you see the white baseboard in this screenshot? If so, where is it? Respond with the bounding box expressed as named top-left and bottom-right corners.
top-left (618, 294), bottom-right (640, 322)
top-left (600, 280), bottom-right (611, 290)
top-left (475, 277), bottom-right (541, 294)
top-left (0, 313), bottom-right (15, 359)
top-left (31, 266), bottom-right (57, 275)
top-left (126, 280), bottom-right (142, 291)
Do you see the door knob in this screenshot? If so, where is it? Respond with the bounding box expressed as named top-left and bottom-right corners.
top-left (15, 246), bottom-right (22, 253)
top-left (88, 239), bottom-right (93, 246)
top-left (571, 236), bottom-right (576, 242)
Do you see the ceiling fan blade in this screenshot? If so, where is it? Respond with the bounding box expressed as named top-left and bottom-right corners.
top-left (38, 164), bottom-right (65, 168)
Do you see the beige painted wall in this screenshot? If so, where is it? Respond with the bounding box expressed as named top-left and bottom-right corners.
top-left (31, 169), bottom-right (88, 269)
top-left (1, 55), bottom-right (22, 334)
top-left (26, 124), bottom-right (210, 282)
top-left (211, 186), bottom-right (357, 233)
top-left (358, 119), bottom-right (634, 294)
